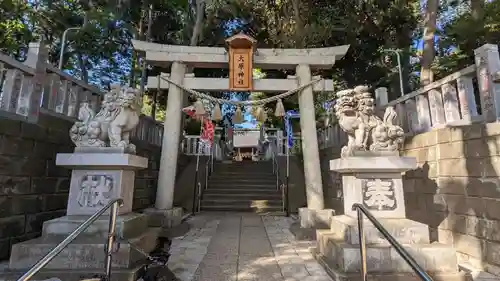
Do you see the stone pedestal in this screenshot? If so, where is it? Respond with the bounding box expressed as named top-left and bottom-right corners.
top-left (2, 150), bottom-right (160, 281)
top-left (313, 154), bottom-right (467, 281)
top-left (329, 155), bottom-right (415, 219)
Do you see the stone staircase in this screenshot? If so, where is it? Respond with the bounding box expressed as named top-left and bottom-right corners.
top-left (200, 161), bottom-right (284, 213)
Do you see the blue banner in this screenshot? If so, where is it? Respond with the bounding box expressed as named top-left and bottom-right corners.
top-left (284, 110), bottom-right (300, 148)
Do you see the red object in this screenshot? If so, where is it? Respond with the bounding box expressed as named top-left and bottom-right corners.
top-left (182, 105), bottom-right (196, 117)
top-left (182, 105), bottom-right (214, 145)
top-left (200, 118), bottom-right (214, 145)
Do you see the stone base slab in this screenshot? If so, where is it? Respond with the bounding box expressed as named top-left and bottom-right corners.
top-left (42, 214), bottom-right (148, 239)
top-left (316, 236), bottom-right (458, 273)
top-left (9, 228), bottom-right (160, 270)
top-left (56, 152), bottom-right (148, 169)
top-left (0, 264), bottom-right (145, 281)
top-left (328, 215), bottom-right (430, 245)
top-left (159, 221), bottom-right (191, 238)
top-left (289, 222), bottom-right (317, 241)
top-left (299, 208), bottom-right (334, 229)
top-left (329, 156), bottom-right (417, 174)
top-left (312, 248), bottom-right (468, 281)
top-left (143, 207), bottom-right (183, 228)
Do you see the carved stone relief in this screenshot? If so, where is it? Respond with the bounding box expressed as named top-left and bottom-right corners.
top-left (77, 174), bottom-right (114, 208)
top-left (362, 179), bottom-right (397, 211)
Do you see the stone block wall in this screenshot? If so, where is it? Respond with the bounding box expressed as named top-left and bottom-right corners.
top-left (0, 114), bottom-right (162, 261)
top-left (277, 156), bottom-right (307, 213)
top-left (319, 145), bottom-right (343, 213)
top-left (402, 122), bottom-right (500, 276)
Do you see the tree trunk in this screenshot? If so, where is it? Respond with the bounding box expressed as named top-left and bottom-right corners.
top-left (77, 53), bottom-right (89, 83)
top-left (420, 0), bottom-right (439, 86)
top-left (471, 0), bottom-right (484, 21)
top-left (129, 1), bottom-right (147, 87)
top-left (190, 0), bottom-right (205, 46)
top-left (291, 0), bottom-right (304, 48)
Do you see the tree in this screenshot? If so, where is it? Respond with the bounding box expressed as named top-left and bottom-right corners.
top-left (420, 0), bottom-right (439, 86)
top-left (0, 0), bottom-right (34, 57)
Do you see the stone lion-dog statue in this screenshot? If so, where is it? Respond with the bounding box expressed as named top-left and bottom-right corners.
top-left (70, 85), bottom-right (141, 154)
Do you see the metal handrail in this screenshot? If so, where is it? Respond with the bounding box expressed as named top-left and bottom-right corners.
top-left (199, 142), bottom-right (214, 212)
top-left (192, 139), bottom-right (216, 214)
top-left (270, 139), bottom-right (289, 216)
top-left (17, 199), bottom-right (124, 281)
top-left (352, 203), bottom-right (433, 281)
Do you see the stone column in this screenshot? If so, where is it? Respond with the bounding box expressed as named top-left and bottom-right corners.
top-left (149, 61), bottom-right (186, 225)
top-left (474, 44), bottom-right (500, 122)
top-left (296, 64), bottom-right (324, 210)
top-left (294, 65), bottom-right (333, 233)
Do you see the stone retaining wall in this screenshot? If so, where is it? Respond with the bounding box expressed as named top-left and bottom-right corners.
top-left (319, 146), bottom-right (343, 212)
top-left (0, 114), bottom-right (162, 260)
top-left (402, 122), bottom-right (500, 276)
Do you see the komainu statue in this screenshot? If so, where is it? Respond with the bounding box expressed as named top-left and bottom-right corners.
top-left (334, 85), bottom-right (404, 157)
top-left (70, 85), bottom-right (141, 154)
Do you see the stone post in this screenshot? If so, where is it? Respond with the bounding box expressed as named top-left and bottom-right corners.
top-left (474, 44), bottom-right (500, 122)
top-left (24, 42), bottom-right (49, 68)
top-left (18, 42), bottom-right (48, 122)
top-left (374, 87), bottom-right (388, 106)
top-left (295, 64), bottom-right (332, 231)
top-left (144, 61), bottom-right (186, 228)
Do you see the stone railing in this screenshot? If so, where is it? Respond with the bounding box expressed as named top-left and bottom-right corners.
top-left (182, 135), bottom-right (215, 155)
top-left (0, 42), bottom-right (163, 146)
top-left (271, 131), bottom-right (302, 156)
top-left (317, 125), bottom-right (346, 150)
top-left (317, 43), bottom-right (500, 149)
top-left (375, 65), bottom-right (480, 134)
top-left (182, 130), bottom-right (302, 156)
top-left (376, 44), bottom-right (500, 134)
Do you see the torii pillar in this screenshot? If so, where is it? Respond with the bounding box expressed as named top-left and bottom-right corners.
top-left (143, 62), bottom-right (186, 228)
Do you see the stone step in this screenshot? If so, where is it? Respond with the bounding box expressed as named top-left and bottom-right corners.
top-left (200, 199), bottom-right (282, 207)
top-left (9, 228), bottom-right (160, 270)
top-left (210, 173), bottom-right (276, 180)
top-left (200, 205), bottom-right (283, 213)
top-left (203, 193), bottom-right (282, 200)
top-left (0, 264), bottom-right (145, 281)
top-left (210, 174), bottom-right (276, 179)
top-left (204, 188), bottom-right (281, 194)
top-left (41, 214), bottom-right (148, 239)
top-left (210, 171), bottom-right (275, 176)
top-left (214, 162), bottom-right (273, 166)
top-left (214, 162), bottom-right (272, 166)
top-left (314, 236), bottom-right (459, 274)
top-left (213, 166), bottom-right (274, 170)
top-left (325, 216), bottom-right (430, 246)
top-left (212, 172), bottom-right (274, 176)
top-left (208, 182), bottom-right (276, 187)
top-left (313, 249), bottom-right (468, 281)
top-left (207, 183), bottom-right (277, 189)
top-left (209, 178), bottom-right (276, 184)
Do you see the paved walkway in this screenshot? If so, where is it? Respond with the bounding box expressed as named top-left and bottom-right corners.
top-left (167, 213), bottom-right (332, 281)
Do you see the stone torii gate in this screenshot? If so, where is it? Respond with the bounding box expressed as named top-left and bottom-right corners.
top-left (132, 34), bottom-right (349, 224)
